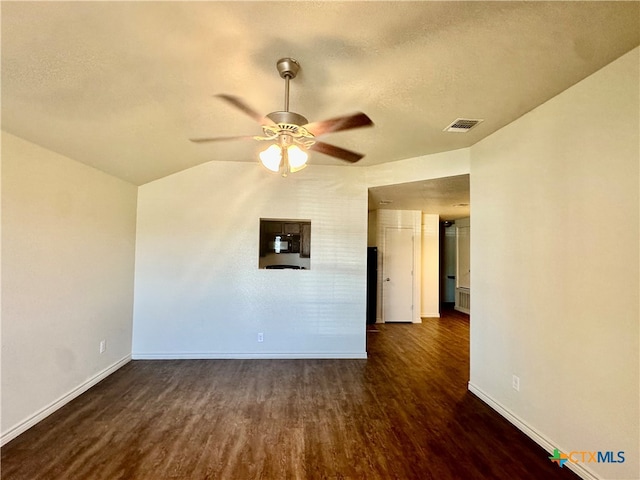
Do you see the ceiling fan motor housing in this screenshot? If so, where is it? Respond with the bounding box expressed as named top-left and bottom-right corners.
top-left (261, 111), bottom-right (316, 149)
top-left (266, 111), bottom-right (309, 126)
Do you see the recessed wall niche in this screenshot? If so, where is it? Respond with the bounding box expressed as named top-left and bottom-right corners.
top-left (259, 219), bottom-right (311, 270)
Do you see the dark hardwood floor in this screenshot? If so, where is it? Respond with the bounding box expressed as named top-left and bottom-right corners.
top-left (1, 309), bottom-right (578, 479)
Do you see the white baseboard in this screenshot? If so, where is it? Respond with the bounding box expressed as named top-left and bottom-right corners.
top-left (420, 312), bottom-right (441, 318)
top-left (1, 355), bottom-right (131, 447)
top-left (468, 382), bottom-right (599, 480)
top-left (132, 352), bottom-right (368, 360)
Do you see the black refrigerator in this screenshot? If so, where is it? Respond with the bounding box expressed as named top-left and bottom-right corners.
top-left (366, 247), bottom-right (377, 324)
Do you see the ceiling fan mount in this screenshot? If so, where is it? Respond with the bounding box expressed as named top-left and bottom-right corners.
top-left (190, 57), bottom-right (373, 175)
top-left (276, 57), bottom-right (301, 80)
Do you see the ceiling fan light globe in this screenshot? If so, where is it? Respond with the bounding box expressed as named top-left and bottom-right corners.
top-left (287, 145), bottom-right (308, 169)
top-left (259, 144), bottom-right (282, 172)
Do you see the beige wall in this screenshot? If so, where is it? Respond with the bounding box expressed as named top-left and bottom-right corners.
top-left (1, 132), bottom-right (138, 444)
top-left (421, 213), bottom-right (439, 318)
top-left (469, 47), bottom-right (639, 480)
top-left (132, 162), bottom-right (368, 358)
top-left (366, 148), bottom-right (470, 188)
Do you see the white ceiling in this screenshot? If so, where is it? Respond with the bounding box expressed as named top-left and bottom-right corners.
top-left (2, 1), bottom-right (639, 189)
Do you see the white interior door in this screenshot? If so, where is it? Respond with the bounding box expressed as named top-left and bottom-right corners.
top-left (382, 227), bottom-right (414, 322)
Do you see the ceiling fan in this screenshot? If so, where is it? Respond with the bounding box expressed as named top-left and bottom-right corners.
top-left (190, 58), bottom-right (374, 176)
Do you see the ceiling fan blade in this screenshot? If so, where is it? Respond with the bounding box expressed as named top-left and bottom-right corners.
top-left (215, 94), bottom-right (273, 125)
top-left (309, 141), bottom-right (365, 163)
top-left (304, 112), bottom-right (373, 137)
top-left (189, 135), bottom-right (256, 143)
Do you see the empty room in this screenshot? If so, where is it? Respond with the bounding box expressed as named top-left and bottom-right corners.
top-left (1, 2), bottom-right (638, 479)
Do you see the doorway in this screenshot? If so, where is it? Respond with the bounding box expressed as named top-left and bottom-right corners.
top-left (440, 222), bottom-right (457, 309)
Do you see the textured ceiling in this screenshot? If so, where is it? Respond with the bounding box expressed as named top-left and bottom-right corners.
top-left (369, 175), bottom-right (470, 220)
top-left (2, 1), bottom-right (639, 186)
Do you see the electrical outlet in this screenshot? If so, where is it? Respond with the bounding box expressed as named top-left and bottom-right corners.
top-left (99, 340), bottom-right (106, 354)
top-left (512, 375), bottom-right (520, 391)
top-left (257, 332), bottom-right (264, 343)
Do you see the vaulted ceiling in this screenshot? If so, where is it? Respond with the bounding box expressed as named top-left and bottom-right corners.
top-left (2, 2), bottom-right (639, 186)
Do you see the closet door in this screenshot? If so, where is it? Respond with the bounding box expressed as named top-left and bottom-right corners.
top-left (382, 227), bottom-right (414, 322)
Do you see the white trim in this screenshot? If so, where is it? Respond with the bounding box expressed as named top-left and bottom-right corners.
top-left (455, 287), bottom-right (470, 314)
top-left (132, 352), bottom-right (368, 360)
top-left (468, 382), bottom-right (599, 480)
top-left (1, 355), bottom-right (131, 447)
top-left (420, 312), bottom-right (441, 318)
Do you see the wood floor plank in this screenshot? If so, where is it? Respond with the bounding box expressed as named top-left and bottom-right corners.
top-left (1, 309), bottom-right (578, 479)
